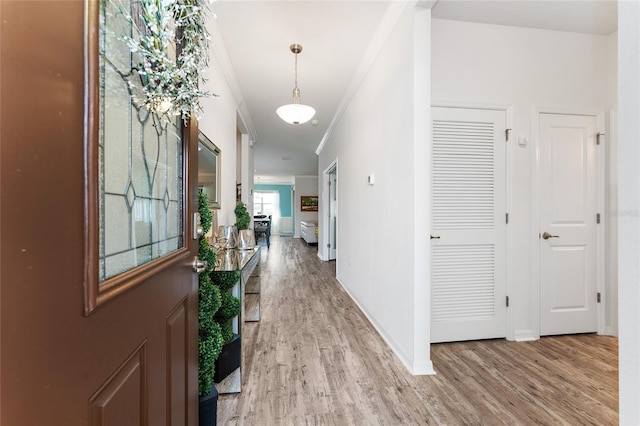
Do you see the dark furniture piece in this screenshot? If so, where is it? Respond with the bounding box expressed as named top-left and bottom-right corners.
top-left (253, 215), bottom-right (271, 248)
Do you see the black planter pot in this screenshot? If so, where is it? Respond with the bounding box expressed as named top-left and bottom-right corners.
top-left (214, 334), bottom-right (241, 383)
top-left (199, 385), bottom-right (218, 426)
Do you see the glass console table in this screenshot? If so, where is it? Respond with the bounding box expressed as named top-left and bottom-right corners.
top-left (213, 246), bottom-right (261, 394)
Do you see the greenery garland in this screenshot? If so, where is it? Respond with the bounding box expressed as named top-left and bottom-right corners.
top-left (119, 0), bottom-right (213, 122)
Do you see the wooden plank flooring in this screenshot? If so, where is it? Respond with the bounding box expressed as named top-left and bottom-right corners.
top-left (218, 236), bottom-right (618, 425)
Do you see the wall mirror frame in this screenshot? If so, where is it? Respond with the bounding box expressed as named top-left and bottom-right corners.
top-left (198, 131), bottom-right (221, 209)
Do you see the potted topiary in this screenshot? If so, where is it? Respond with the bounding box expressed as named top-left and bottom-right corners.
top-left (211, 270), bottom-right (241, 383)
top-left (208, 201), bottom-right (245, 386)
top-left (197, 190), bottom-right (224, 426)
top-left (235, 201), bottom-right (255, 249)
top-left (234, 201), bottom-right (251, 231)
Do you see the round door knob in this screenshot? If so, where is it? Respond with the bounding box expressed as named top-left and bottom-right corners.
top-left (192, 256), bottom-right (207, 273)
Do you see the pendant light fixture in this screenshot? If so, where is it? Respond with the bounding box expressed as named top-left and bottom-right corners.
top-left (276, 43), bottom-right (316, 125)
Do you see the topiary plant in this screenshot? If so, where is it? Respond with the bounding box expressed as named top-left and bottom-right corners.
top-left (198, 190), bottom-right (224, 397)
top-left (234, 201), bottom-right (251, 231)
top-left (211, 271), bottom-right (241, 345)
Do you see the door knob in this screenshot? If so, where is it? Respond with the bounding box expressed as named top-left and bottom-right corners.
top-left (430, 235), bottom-right (441, 240)
top-left (192, 256), bottom-right (207, 273)
top-left (542, 232), bottom-right (559, 240)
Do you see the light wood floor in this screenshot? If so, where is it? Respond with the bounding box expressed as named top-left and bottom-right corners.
top-left (218, 236), bottom-right (618, 425)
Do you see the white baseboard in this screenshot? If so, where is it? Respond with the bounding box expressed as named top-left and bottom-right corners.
top-left (514, 329), bottom-right (538, 342)
top-left (317, 252), bottom-right (328, 261)
top-left (412, 359), bottom-right (436, 375)
top-left (335, 276), bottom-right (435, 376)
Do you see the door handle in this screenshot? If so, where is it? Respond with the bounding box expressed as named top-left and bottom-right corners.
top-left (541, 232), bottom-right (559, 240)
top-left (430, 235), bottom-right (440, 240)
top-left (192, 256), bottom-right (207, 273)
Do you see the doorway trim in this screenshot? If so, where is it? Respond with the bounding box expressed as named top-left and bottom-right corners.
top-left (320, 159), bottom-right (338, 262)
top-left (531, 107), bottom-right (606, 339)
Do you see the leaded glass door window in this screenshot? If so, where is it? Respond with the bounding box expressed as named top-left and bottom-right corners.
top-left (84, 0), bottom-right (190, 313)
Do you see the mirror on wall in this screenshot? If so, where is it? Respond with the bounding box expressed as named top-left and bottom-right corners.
top-left (198, 131), bottom-right (221, 209)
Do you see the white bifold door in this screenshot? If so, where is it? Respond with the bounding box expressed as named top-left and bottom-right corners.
top-left (538, 113), bottom-right (598, 336)
top-left (431, 107), bottom-right (507, 343)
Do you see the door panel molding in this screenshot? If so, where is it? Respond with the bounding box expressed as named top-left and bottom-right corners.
top-left (89, 342), bottom-right (148, 426)
top-left (166, 298), bottom-right (190, 426)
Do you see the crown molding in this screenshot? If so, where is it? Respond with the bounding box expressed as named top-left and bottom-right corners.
top-left (315, 1), bottom-right (425, 155)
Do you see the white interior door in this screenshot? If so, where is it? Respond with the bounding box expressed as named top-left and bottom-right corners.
top-left (539, 113), bottom-right (598, 336)
top-left (431, 107), bottom-right (506, 343)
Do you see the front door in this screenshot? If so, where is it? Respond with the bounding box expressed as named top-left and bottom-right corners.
top-left (430, 107), bottom-right (507, 343)
top-left (539, 113), bottom-right (599, 336)
top-left (1, 2), bottom-right (198, 425)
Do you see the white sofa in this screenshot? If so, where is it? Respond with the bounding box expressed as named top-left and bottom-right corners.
top-left (300, 221), bottom-right (317, 244)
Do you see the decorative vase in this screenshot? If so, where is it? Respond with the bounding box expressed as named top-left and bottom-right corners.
top-left (238, 229), bottom-right (256, 250)
top-left (221, 250), bottom-right (239, 270)
top-left (198, 385), bottom-right (218, 426)
top-left (217, 225), bottom-right (238, 249)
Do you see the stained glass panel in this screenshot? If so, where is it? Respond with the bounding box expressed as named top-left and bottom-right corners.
top-left (98, 0), bottom-right (184, 282)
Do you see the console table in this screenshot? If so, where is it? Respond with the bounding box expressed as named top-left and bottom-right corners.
top-left (213, 246), bottom-right (261, 394)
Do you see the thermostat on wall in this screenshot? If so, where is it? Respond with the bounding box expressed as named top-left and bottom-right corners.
top-left (518, 136), bottom-right (529, 147)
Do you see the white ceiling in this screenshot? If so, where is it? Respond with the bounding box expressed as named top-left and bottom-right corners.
top-left (210, 0), bottom-right (618, 182)
top-left (432, 0), bottom-right (617, 35)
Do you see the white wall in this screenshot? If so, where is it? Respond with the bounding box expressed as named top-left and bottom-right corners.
top-left (242, 133), bottom-right (255, 217)
top-left (618, 1), bottom-right (640, 423)
top-left (293, 176), bottom-right (318, 238)
top-left (199, 20), bottom-right (243, 227)
top-left (432, 19), bottom-right (617, 340)
top-left (318, 5), bottom-right (433, 374)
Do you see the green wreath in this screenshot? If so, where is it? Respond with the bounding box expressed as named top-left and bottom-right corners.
top-left (119, 0), bottom-right (214, 122)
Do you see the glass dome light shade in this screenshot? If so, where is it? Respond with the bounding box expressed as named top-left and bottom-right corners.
top-left (276, 103), bottom-right (316, 125)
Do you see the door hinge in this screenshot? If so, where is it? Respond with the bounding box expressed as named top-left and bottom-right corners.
top-left (505, 128), bottom-right (512, 142)
top-left (506, 213), bottom-right (510, 224)
top-left (327, 243), bottom-right (331, 248)
top-left (597, 213), bottom-right (601, 224)
top-left (596, 132), bottom-right (605, 145)
top-left (597, 292), bottom-right (601, 303)
top-left (506, 296), bottom-right (510, 307)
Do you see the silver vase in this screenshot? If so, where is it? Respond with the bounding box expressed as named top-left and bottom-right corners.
top-left (217, 225), bottom-right (238, 249)
top-left (238, 229), bottom-right (256, 250)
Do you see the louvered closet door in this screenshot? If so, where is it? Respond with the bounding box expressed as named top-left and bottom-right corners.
top-left (431, 107), bottom-right (506, 343)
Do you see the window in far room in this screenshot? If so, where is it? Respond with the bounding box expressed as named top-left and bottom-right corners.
top-left (253, 190), bottom-right (282, 234)
top-left (253, 191), bottom-right (278, 216)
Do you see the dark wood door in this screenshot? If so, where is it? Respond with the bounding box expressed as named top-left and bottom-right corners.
top-left (1, 1), bottom-right (199, 425)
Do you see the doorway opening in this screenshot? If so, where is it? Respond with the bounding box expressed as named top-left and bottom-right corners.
top-left (321, 161), bottom-right (338, 262)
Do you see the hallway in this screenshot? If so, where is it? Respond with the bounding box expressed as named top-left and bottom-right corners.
top-left (218, 236), bottom-right (618, 425)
